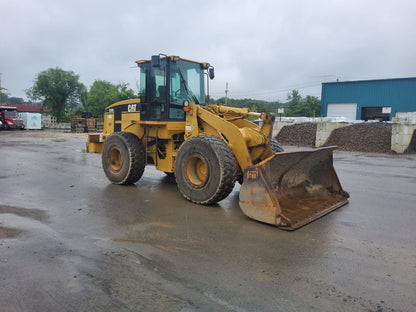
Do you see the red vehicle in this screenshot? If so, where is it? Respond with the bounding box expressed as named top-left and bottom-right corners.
top-left (0, 106), bottom-right (25, 130)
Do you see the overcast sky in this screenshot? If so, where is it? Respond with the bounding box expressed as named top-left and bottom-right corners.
top-left (1, 0), bottom-right (415, 102)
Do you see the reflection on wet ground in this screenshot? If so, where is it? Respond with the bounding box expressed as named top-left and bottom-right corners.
top-left (0, 131), bottom-right (415, 311)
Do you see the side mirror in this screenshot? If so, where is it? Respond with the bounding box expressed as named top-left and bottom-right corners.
top-left (208, 66), bottom-right (215, 80)
top-left (151, 55), bottom-right (161, 67)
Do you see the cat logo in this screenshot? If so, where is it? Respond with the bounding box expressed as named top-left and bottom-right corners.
top-left (128, 104), bottom-right (137, 112)
top-left (246, 169), bottom-right (258, 180)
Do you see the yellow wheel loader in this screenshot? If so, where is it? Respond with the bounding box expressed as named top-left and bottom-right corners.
top-left (87, 55), bottom-right (349, 230)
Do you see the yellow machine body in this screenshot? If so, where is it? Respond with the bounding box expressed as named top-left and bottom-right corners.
top-left (87, 55), bottom-right (349, 230)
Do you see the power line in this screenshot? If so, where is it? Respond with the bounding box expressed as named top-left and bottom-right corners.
top-left (210, 79), bottom-right (325, 99)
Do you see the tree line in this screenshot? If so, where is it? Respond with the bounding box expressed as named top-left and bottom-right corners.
top-left (24, 68), bottom-right (136, 122)
top-left (208, 89), bottom-right (321, 118)
top-left (1, 68), bottom-right (136, 122)
top-left (1, 68), bottom-right (321, 122)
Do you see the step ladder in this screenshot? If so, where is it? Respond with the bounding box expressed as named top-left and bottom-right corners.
top-left (145, 127), bottom-right (159, 166)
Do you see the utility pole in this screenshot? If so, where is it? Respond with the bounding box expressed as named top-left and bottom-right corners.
top-left (225, 82), bottom-right (229, 106)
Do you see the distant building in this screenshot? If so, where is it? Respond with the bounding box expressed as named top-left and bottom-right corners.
top-left (321, 77), bottom-right (416, 121)
top-left (9, 104), bottom-right (51, 114)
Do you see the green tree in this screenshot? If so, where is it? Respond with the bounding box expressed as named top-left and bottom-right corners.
top-left (0, 93), bottom-right (9, 103)
top-left (206, 92), bottom-right (320, 117)
top-left (303, 95), bottom-right (321, 117)
top-left (67, 105), bottom-right (84, 120)
top-left (205, 94), bottom-right (215, 104)
top-left (283, 90), bottom-right (321, 117)
top-left (250, 103), bottom-right (258, 113)
top-left (285, 90), bottom-right (302, 115)
top-left (85, 80), bottom-right (136, 116)
top-left (26, 68), bottom-right (86, 122)
top-left (8, 97), bottom-right (25, 104)
top-left (0, 73), bottom-right (11, 103)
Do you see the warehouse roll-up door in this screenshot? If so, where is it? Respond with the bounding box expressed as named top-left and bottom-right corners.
top-left (327, 103), bottom-right (357, 120)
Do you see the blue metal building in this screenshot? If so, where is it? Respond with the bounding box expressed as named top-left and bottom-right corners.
top-left (321, 77), bottom-right (416, 121)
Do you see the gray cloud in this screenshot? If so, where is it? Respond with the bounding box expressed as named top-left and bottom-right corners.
top-left (1, 0), bottom-right (415, 102)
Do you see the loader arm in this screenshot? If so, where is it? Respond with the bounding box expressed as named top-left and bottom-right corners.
top-left (204, 104), bottom-right (275, 142)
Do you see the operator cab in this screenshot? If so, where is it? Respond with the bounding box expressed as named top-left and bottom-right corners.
top-left (136, 55), bottom-right (214, 121)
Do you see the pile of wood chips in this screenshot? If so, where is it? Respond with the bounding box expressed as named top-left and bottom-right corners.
top-left (276, 122), bottom-right (393, 153)
top-left (276, 123), bottom-right (317, 147)
top-left (325, 123), bottom-right (392, 153)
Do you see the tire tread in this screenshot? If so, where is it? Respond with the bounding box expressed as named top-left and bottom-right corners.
top-left (102, 132), bottom-right (145, 185)
top-left (175, 135), bottom-right (236, 205)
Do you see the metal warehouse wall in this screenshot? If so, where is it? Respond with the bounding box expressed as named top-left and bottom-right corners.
top-left (321, 78), bottom-right (416, 120)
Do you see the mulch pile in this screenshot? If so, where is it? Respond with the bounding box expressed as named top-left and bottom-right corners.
top-left (276, 122), bottom-right (393, 153)
top-left (325, 123), bottom-right (392, 153)
top-left (276, 123), bottom-right (317, 147)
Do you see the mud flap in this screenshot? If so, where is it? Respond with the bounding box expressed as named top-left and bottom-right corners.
top-left (239, 146), bottom-right (349, 230)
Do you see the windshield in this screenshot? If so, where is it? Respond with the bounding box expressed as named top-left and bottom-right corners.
top-left (4, 111), bottom-right (18, 118)
top-left (139, 58), bottom-right (205, 106)
top-left (137, 57), bottom-right (207, 121)
top-left (170, 60), bottom-right (205, 105)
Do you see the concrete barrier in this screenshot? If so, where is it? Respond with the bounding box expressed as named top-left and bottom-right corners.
top-left (41, 115), bottom-right (71, 130)
top-left (391, 124), bottom-right (416, 153)
top-left (274, 120), bottom-right (416, 154)
top-left (315, 122), bottom-right (351, 147)
top-left (272, 121), bottom-right (293, 138)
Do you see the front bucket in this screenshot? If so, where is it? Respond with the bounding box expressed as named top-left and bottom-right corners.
top-left (239, 146), bottom-right (349, 230)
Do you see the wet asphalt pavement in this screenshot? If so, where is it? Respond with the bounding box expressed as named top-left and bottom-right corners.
top-left (0, 130), bottom-right (415, 312)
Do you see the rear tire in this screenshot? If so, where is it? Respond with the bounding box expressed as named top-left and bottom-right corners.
top-left (175, 135), bottom-right (237, 204)
top-left (102, 132), bottom-right (146, 185)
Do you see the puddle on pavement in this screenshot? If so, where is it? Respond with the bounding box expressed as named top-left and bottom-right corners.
top-left (0, 205), bottom-right (50, 239)
top-left (0, 140), bottom-right (50, 149)
top-left (0, 205), bottom-right (49, 222)
top-left (0, 226), bottom-right (24, 239)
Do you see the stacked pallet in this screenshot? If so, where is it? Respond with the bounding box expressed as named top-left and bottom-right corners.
top-left (86, 118), bottom-right (96, 132)
top-left (71, 116), bottom-right (86, 133)
top-left (96, 115), bottom-right (104, 132)
top-left (71, 115), bottom-right (104, 133)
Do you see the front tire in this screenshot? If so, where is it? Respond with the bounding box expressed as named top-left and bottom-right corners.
top-left (175, 135), bottom-right (237, 204)
top-left (102, 132), bottom-right (146, 185)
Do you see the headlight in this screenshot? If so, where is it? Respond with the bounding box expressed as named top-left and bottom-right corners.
top-left (183, 100), bottom-right (190, 112)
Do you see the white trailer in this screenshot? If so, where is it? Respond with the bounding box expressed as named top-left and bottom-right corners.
top-left (19, 113), bottom-right (42, 130)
